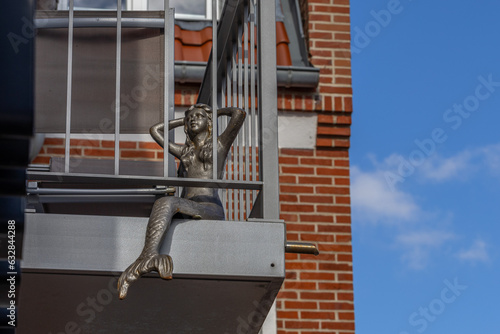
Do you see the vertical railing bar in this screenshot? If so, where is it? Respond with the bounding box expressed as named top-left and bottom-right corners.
top-left (227, 67), bottom-right (233, 220)
top-left (237, 26), bottom-right (244, 221)
top-left (250, 0), bottom-right (257, 203)
top-left (220, 79), bottom-right (227, 216)
top-left (64, 0), bottom-right (74, 173)
top-left (211, 0), bottom-right (218, 180)
top-left (114, 0), bottom-right (122, 175)
top-left (244, 15), bottom-right (250, 217)
top-left (163, 0), bottom-right (170, 178)
top-left (232, 46), bottom-right (238, 219)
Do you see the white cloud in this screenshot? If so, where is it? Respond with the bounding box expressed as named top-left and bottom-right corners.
top-left (480, 143), bottom-right (500, 175)
top-left (457, 239), bottom-right (490, 264)
top-left (419, 150), bottom-right (474, 182)
top-left (351, 166), bottom-right (419, 224)
top-left (395, 230), bottom-right (456, 270)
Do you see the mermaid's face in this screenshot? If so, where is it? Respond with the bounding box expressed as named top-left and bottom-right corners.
top-left (185, 108), bottom-right (209, 137)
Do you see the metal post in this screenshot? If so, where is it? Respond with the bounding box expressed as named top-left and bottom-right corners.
top-left (212, 0), bottom-right (218, 179)
top-left (250, 0), bottom-right (257, 204)
top-left (257, 0), bottom-right (279, 220)
top-left (114, 0), bottom-right (122, 175)
top-left (163, 0), bottom-right (171, 178)
top-left (64, 0), bottom-right (74, 173)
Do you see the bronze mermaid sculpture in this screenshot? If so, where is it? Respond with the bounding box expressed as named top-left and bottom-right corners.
top-left (117, 103), bottom-right (246, 299)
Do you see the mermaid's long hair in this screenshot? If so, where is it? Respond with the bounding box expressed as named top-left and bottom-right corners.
top-left (181, 103), bottom-right (214, 171)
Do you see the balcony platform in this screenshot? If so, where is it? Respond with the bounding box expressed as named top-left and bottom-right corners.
top-left (19, 213), bottom-right (285, 333)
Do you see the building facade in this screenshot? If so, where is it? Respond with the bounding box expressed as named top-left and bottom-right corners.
top-left (31, 0), bottom-right (353, 332)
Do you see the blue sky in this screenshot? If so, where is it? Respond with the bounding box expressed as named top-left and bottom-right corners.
top-left (350, 1), bottom-right (500, 333)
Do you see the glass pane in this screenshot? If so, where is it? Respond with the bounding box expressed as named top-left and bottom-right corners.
top-left (170, 0), bottom-right (206, 16)
top-left (57, 0), bottom-right (127, 10)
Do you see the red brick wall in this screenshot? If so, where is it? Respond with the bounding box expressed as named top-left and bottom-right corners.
top-left (277, 147), bottom-right (353, 333)
top-left (275, 0), bottom-right (353, 333)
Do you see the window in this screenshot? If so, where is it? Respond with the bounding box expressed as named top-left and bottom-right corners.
top-left (56, 0), bottom-right (225, 19)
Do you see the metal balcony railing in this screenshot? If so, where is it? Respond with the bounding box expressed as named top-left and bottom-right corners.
top-left (28, 0), bottom-right (279, 221)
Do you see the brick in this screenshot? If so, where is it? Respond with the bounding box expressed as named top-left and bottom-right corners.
top-left (43, 138), bottom-right (64, 146)
top-left (339, 311), bottom-right (355, 320)
top-left (300, 292), bottom-right (335, 301)
top-left (298, 176), bottom-right (332, 185)
top-left (278, 291), bottom-right (298, 299)
top-left (284, 281), bottom-right (317, 290)
top-left (102, 141), bottom-right (138, 149)
top-left (317, 205), bottom-right (350, 214)
top-left (284, 321), bottom-right (320, 329)
top-left (282, 166), bottom-right (314, 175)
top-left (338, 254), bottom-right (353, 262)
top-left (138, 142), bottom-right (161, 149)
top-left (300, 214), bottom-right (334, 223)
top-left (315, 23), bottom-right (350, 32)
top-left (277, 311), bottom-right (299, 319)
top-left (286, 224), bottom-right (315, 232)
top-left (317, 126), bottom-right (351, 136)
top-left (284, 301), bottom-right (318, 310)
top-left (299, 195), bottom-right (333, 204)
top-left (317, 167), bottom-right (350, 176)
top-left (316, 138), bottom-right (333, 147)
top-left (319, 263), bottom-right (352, 271)
top-left (344, 96), bottom-right (353, 112)
top-left (300, 234), bottom-right (335, 242)
top-left (336, 235), bottom-right (352, 242)
top-left (316, 149), bottom-right (349, 158)
top-left (337, 293), bottom-right (354, 302)
top-left (279, 156), bottom-right (299, 164)
top-left (280, 194), bottom-right (298, 202)
top-left (317, 225), bottom-right (351, 233)
top-left (318, 282), bottom-right (353, 291)
top-left (300, 158), bottom-right (332, 166)
top-left (333, 116), bottom-right (351, 125)
top-left (280, 213), bottom-right (299, 222)
top-left (338, 273), bottom-right (353, 281)
top-left (321, 321), bottom-right (355, 330)
top-left (334, 139), bottom-right (351, 148)
top-left (336, 196), bottom-right (350, 204)
top-left (280, 149), bottom-right (314, 157)
top-left (281, 185), bottom-right (314, 194)
top-left (301, 272), bottom-right (336, 281)
top-left (121, 150), bottom-right (155, 159)
top-left (84, 148), bottom-right (114, 157)
top-left (312, 5), bottom-right (349, 14)
top-left (335, 177), bottom-right (350, 185)
top-left (279, 175), bottom-right (297, 183)
top-left (334, 159), bottom-right (350, 167)
top-left (319, 244), bottom-right (352, 253)
top-left (316, 186), bottom-right (349, 195)
top-left (70, 139), bottom-right (100, 147)
top-left (301, 311), bottom-right (336, 320)
top-left (281, 204), bottom-right (315, 213)
top-left (318, 114), bottom-right (334, 124)
top-left (46, 147), bottom-right (82, 156)
top-left (286, 262), bottom-right (317, 270)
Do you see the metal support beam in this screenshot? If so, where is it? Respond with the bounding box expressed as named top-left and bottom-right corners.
top-left (257, 0), bottom-right (280, 220)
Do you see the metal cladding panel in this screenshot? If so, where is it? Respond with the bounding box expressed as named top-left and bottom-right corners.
top-left (20, 214), bottom-right (284, 333)
top-left (17, 272), bottom-right (282, 334)
top-left (22, 213), bottom-right (285, 278)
